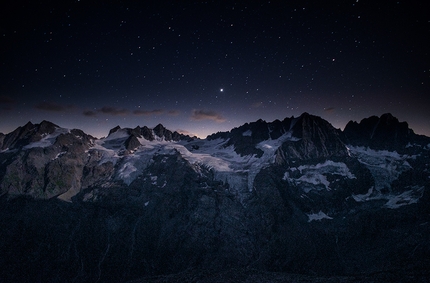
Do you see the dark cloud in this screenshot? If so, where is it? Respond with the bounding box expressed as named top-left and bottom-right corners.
top-left (168, 110), bottom-right (181, 116)
top-left (1, 106), bottom-right (13, 111)
top-left (99, 106), bottom-right (129, 116)
top-left (190, 109), bottom-right (226, 123)
top-left (251, 102), bottom-right (263, 108)
top-left (85, 107), bottom-right (164, 117)
top-left (35, 101), bottom-right (72, 112)
top-left (0, 96), bottom-right (15, 104)
top-left (133, 109), bottom-right (164, 116)
top-left (324, 107), bottom-right (335, 113)
top-left (83, 110), bottom-right (97, 117)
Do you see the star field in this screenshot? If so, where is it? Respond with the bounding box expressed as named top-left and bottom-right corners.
top-left (1, 0), bottom-right (429, 137)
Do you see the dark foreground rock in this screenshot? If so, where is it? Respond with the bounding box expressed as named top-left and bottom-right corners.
top-left (127, 268), bottom-right (429, 283)
top-left (0, 189), bottom-right (429, 283)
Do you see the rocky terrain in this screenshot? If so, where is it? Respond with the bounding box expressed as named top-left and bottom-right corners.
top-left (0, 113), bottom-right (429, 282)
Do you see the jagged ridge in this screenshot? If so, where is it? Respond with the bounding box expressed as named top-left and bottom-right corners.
top-left (0, 113), bottom-right (429, 282)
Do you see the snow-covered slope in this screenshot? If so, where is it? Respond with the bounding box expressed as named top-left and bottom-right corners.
top-left (89, 129), bottom-right (299, 199)
top-left (348, 146), bottom-right (425, 209)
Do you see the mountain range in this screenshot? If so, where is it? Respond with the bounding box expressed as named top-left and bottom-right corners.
top-left (0, 112), bottom-right (429, 282)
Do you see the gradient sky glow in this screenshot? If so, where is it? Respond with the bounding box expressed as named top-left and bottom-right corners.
top-left (1, 1), bottom-right (429, 138)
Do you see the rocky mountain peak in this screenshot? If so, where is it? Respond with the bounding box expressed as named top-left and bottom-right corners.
top-left (23, 121), bottom-right (34, 129)
top-left (206, 113), bottom-right (348, 158)
top-left (140, 125), bottom-right (155, 141)
top-left (0, 114), bottom-right (429, 282)
top-left (129, 126), bottom-right (142, 138)
top-left (152, 124), bottom-right (188, 141)
top-left (38, 120), bottom-right (58, 133)
top-left (125, 135), bottom-right (141, 151)
top-left (108, 125), bottom-right (122, 136)
top-left (343, 113), bottom-right (425, 151)
top-left (153, 123), bottom-right (169, 139)
top-left (292, 112), bottom-right (329, 137)
top-left (275, 113), bottom-right (348, 162)
top-left (0, 120), bottom-right (59, 150)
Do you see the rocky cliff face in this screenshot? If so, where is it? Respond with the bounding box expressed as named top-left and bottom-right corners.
top-left (0, 122), bottom-right (194, 201)
top-left (0, 113), bottom-right (429, 282)
top-left (343, 113), bottom-right (429, 152)
top-left (0, 123), bottom-right (95, 200)
top-left (276, 113), bottom-right (348, 162)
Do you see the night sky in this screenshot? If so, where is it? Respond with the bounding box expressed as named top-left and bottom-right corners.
top-left (1, 1), bottom-right (429, 138)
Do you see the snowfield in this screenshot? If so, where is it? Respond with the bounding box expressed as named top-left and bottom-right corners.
top-left (90, 131), bottom-right (300, 196)
top-left (307, 211), bottom-right (333, 222)
top-left (84, 132), bottom-right (426, 210)
top-left (283, 160), bottom-right (355, 193)
top-left (349, 146), bottom-right (424, 209)
top-left (348, 146), bottom-right (412, 192)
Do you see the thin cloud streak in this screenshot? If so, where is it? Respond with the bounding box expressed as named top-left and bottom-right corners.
top-left (133, 109), bottom-right (164, 116)
top-left (324, 107), bottom-right (335, 113)
top-left (83, 110), bottom-right (97, 117)
top-left (35, 101), bottom-right (72, 112)
top-left (99, 106), bottom-right (129, 116)
top-left (84, 107), bottom-right (180, 118)
top-left (168, 110), bottom-right (181, 116)
top-left (190, 109), bottom-right (226, 123)
top-left (0, 96), bottom-right (15, 104)
top-left (251, 102), bottom-right (263, 108)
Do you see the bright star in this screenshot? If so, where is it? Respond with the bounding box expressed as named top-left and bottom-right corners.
top-left (220, 88), bottom-right (224, 92)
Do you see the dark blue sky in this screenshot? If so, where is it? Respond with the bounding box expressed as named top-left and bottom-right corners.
top-left (1, 0), bottom-right (429, 137)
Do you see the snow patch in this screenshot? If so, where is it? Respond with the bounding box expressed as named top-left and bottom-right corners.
top-left (242, 130), bottom-right (252, 136)
top-left (285, 160), bottom-right (355, 192)
top-left (53, 151), bottom-right (67, 160)
top-left (348, 146), bottom-right (412, 192)
top-left (384, 187), bottom-right (424, 209)
top-left (150, 175), bottom-right (158, 185)
top-left (117, 162), bottom-right (138, 185)
top-left (307, 211), bottom-right (333, 222)
top-left (352, 185), bottom-right (424, 210)
top-left (83, 191), bottom-right (94, 202)
top-left (352, 187), bottom-right (375, 202)
top-left (298, 173), bottom-right (330, 192)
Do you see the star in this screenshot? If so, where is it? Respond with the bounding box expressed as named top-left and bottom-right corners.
top-left (0, 1), bottom-right (428, 138)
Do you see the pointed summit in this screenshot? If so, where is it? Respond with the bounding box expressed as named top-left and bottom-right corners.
top-left (108, 125), bottom-right (122, 136)
top-left (140, 126), bottom-right (155, 141)
top-left (1, 120), bottom-right (58, 150)
top-left (275, 113), bottom-right (348, 162)
top-left (37, 120), bottom-right (58, 135)
top-left (153, 124), bottom-right (173, 140)
top-left (125, 135), bottom-right (141, 151)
